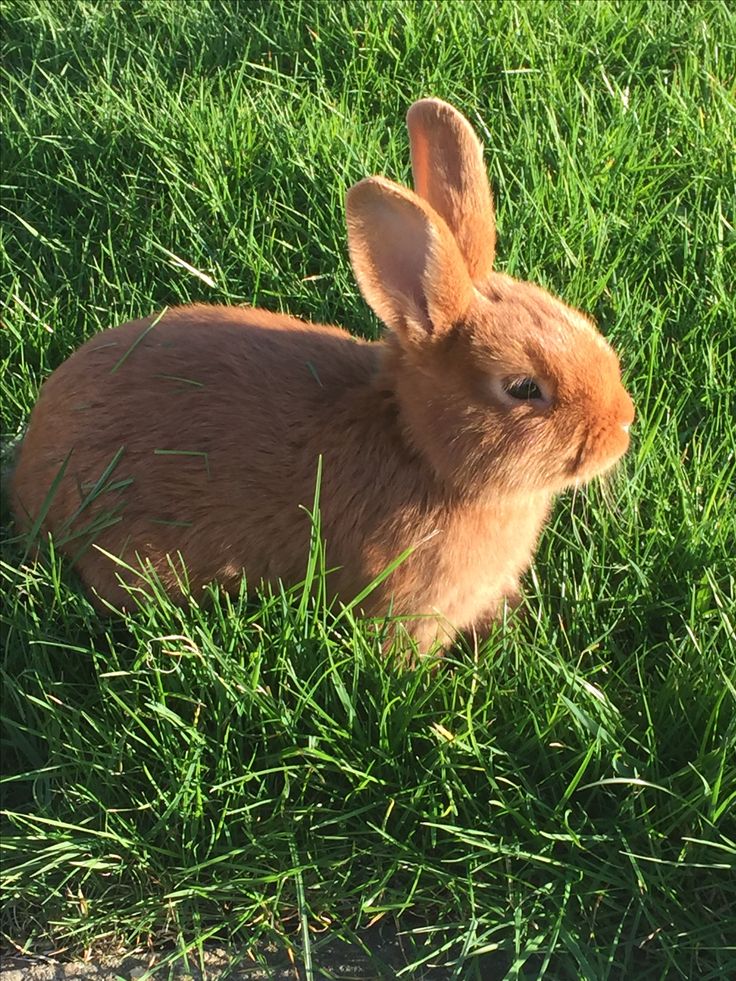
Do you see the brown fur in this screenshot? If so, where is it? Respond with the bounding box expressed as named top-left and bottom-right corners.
top-left (10, 99), bottom-right (634, 654)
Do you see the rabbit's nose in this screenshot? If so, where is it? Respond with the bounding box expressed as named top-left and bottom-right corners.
top-left (619, 391), bottom-right (635, 429)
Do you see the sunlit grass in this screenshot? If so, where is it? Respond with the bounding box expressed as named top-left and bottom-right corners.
top-left (1, 0), bottom-right (735, 977)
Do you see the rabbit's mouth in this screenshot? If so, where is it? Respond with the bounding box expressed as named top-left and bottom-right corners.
top-left (571, 424), bottom-right (632, 486)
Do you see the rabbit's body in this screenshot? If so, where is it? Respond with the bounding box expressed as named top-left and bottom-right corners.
top-left (11, 99), bottom-right (634, 653)
top-left (14, 303), bottom-right (549, 645)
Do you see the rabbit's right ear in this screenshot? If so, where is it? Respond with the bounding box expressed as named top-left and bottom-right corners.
top-left (407, 98), bottom-right (496, 285)
top-left (346, 176), bottom-right (474, 344)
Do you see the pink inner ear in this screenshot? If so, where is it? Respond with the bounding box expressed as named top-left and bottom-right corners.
top-left (431, 133), bottom-right (467, 193)
top-left (413, 139), bottom-right (468, 230)
top-left (369, 197), bottom-right (429, 319)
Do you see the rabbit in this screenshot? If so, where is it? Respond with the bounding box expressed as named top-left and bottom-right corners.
top-left (10, 98), bottom-right (634, 654)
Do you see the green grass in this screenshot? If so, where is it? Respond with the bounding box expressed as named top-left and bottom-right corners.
top-left (2, 0), bottom-right (735, 977)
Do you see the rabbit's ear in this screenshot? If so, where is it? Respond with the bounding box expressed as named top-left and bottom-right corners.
top-left (346, 176), bottom-right (474, 342)
top-left (406, 98), bottom-right (496, 284)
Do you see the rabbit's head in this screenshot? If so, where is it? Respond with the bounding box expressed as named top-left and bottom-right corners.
top-left (347, 98), bottom-right (634, 496)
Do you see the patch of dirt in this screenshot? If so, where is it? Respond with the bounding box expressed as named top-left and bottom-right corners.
top-left (0, 934), bottom-right (512, 980)
top-left (1, 917), bottom-right (522, 980)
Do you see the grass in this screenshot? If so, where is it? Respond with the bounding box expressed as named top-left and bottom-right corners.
top-left (1, 0), bottom-right (735, 977)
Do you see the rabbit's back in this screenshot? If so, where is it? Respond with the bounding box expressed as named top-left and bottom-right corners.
top-left (11, 304), bottom-right (382, 606)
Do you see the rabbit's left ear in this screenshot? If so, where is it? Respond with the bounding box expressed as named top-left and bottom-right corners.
top-left (407, 98), bottom-right (496, 285)
top-left (346, 176), bottom-right (474, 344)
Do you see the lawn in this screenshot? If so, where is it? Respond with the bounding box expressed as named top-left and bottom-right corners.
top-left (1, 0), bottom-right (735, 978)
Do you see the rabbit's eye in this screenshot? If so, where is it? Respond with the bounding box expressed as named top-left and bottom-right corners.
top-left (505, 378), bottom-right (543, 401)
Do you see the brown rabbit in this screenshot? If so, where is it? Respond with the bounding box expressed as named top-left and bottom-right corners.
top-left (11, 98), bottom-right (634, 653)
